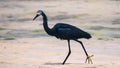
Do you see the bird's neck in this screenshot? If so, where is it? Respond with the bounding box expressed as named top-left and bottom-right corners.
top-left (42, 12), bottom-right (53, 36)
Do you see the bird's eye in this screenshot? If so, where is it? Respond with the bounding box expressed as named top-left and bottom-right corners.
top-left (36, 11), bottom-right (42, 15)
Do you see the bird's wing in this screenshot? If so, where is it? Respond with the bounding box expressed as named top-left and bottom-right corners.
top-left (53, 23), bottom-right (81, 39)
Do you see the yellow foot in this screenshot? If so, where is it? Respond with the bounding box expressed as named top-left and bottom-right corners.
top-left (85, 55), bottom-right (94, 64)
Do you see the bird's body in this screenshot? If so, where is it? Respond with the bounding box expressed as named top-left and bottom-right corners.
top-left (33, 10), bottom-right (93, 65)
top-left (51, 23), bottom-right (91, 40)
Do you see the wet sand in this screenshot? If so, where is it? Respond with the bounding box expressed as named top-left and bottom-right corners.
top-left (0, 0), bottom-right (120, 68)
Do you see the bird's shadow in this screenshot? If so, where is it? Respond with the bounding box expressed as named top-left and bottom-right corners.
top-left (44, 62), bottom-right (96, 68)
top-left (44, 62), bottom-right (71, 65)
top-left (44, 62), bottom-right (84, 65)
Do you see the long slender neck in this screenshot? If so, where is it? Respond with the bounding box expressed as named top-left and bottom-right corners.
top-left (41, 12), bottom-right (53, 36)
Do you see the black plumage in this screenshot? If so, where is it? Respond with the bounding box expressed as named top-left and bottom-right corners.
top-left (52, 23), bottom-right (91, 40)
top-left (33, 10), bottom-right (93, 64)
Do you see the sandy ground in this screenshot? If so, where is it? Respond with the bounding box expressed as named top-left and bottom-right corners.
top-left (0, 38), bottom-right (120, 68)
top-left (0, 0), bottom-right (120, 68)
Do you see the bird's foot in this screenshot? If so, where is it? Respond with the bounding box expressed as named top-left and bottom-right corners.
top-left (85, 55), bottom-right (94, 64)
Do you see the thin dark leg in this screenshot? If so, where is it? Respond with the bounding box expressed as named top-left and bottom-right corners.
top-left (62, 40), bottom-right (71, 65)
top-left (74, 40), bottom-right (88, 56)
top-left (74, 39), bottom-right (93, 64)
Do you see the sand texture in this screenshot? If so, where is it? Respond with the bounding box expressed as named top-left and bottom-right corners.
top-left (0, 0), bottom-right (120, 68)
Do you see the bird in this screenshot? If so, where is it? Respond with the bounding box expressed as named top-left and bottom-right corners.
top-left (33, 10), bottom-right (93, 65)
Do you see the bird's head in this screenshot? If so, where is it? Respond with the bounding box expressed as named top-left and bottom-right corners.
top-left (33, 10), bottom-right (43, 20)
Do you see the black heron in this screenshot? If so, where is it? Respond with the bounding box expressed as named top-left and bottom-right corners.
top-left (33, 10), bottom-right (93, 65)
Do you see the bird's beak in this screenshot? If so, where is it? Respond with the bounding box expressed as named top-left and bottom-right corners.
top-left (33, 14), bottom-right (39, 20)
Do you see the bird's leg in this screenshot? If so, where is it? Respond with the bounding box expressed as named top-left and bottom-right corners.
top-left (74, 40), bottom-right (93, 64)
top-left (62, 40), bottom-right (71, 65)
top-left (85, 55), bottom-right (94, 64)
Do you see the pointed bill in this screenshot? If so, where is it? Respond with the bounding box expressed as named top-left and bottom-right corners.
top-left (33, 14), bottom-right (39, 20)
